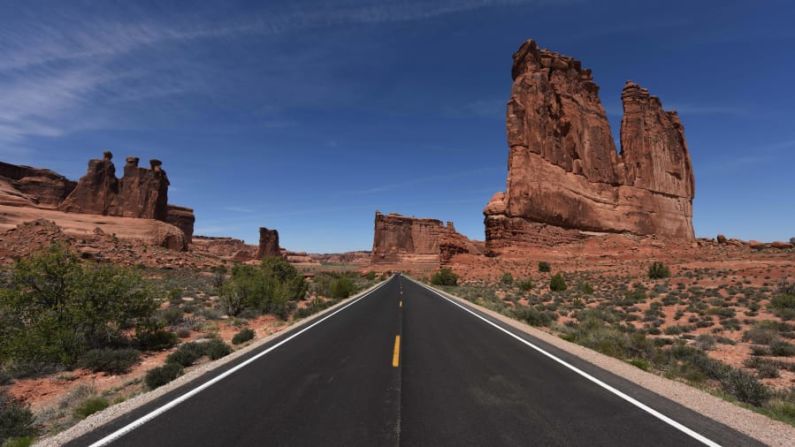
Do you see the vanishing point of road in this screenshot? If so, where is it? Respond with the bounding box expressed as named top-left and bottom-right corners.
top-left (67, 275), bottom-right (762, 447)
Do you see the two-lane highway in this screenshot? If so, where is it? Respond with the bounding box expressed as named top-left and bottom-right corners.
top-left (68, 275), bottom-right (761, 446)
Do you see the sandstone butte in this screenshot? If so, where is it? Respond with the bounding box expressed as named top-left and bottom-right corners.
top-left (257, 227), bottom-right (283, 259)
top-left (484, 39), bottom-right (696, 254)
top-left (371, 211), bottom-right (482, 268)
top-left (0, 152), bottom-right (194, 251)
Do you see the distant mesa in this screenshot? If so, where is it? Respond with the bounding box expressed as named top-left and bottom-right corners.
top-left (484, 39), bottom-right (695, 254)
top-left (371, 211), bottom-right (482, 269)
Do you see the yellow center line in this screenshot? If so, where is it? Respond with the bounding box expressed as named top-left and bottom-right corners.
top-left (399, 300), bottom-right (403, 308)
top-left (392, 335), bottom-right (401, 367)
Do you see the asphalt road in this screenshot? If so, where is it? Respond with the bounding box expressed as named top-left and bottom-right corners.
top-left (68, 275), bottom-right (762, 447)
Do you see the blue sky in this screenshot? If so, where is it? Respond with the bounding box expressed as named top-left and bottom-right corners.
top-left (1, 0), bottom-right (793, 252)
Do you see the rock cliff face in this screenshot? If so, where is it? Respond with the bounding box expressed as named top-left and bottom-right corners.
top-left (166, 205), bottom-right (195, 243)
top-left (485, 39), bottom-right (695, 252)
top-left (257, 227), bottom-right (281, 259)
top-left (0, 161), bottom-right (76, 207)
top-left (371, 212), bottom-right (481, 265)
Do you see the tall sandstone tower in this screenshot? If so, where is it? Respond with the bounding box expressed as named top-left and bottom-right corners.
top-left (484, 39), bottom-right (695, 252)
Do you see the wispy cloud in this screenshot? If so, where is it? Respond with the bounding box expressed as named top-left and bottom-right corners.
top-left (0, 0), bottom-right (556, 151)
top-left (701, 138), bottom-right (795, 173)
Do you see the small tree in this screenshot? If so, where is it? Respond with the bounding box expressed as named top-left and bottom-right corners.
top-left (648, 262), bottom-right (671, 279)
top-left (550, 273), bottom-right (567, 291)
top-left (518, 279), bottom-right (534, 291)
top-left (538, 261), bottom-right (551, 273)
top-left (431, 268), bottom-right (458, 286)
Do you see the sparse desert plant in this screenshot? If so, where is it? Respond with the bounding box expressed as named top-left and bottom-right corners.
top-left (204, 338), bottom-right (232, 360)
top-left (365, 271), bottom-right (376, 281)
top-left (431, 268), bottom-right (458, 286)
top-left (513, 307), bottom-right (553, 327)
top-left (329, 277), bottom-right (357, 299)
top-left (166, 342), bottom-right (206, 367)
top-left (550, 273), bottom-right (567, 292)
top-left (722, 369), bottom-right (769, 406)
top-left (648, 262), bottom-right (671, 279)
top-left (0, 391), bottom-right (36, 445)
top-left (538, 261), bottom-right (551, 273)
top-left (770, 340), bottom-right (795, 357)
top-left (578, 282), bottom-right (594, 294)
top-left (145, 363), bottom-right (183, 389)
top-left (78, 349), bottom-right (141, 374)
top-left (770, 293), bottom-right (795, 320)
top-left (518, 279), bottom-right (533, 291)
top-left (232, 328), bottom-right (256, 345)
top-left (73, 396), bottom-right (109, 420)
top-left (135, 329), bottom-right (178, 351)
top-left (500, 273), bottom-right (514, 285)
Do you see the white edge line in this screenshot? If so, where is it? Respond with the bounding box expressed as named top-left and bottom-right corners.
top-left (407, 276), bottom-right (721, 447)
top-left (87, 278), bottom-right (392, 447)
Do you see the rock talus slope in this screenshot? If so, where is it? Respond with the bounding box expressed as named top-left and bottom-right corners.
top-left (485, 39), bottom-right (695, 253)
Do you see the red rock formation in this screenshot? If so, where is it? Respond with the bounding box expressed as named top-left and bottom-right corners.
top-left (58, 151), bottom-right (119, 215)
top-left (191, 236), bottom-right (257, 261)
top-left (257, 227), bottom-right (281, 259)
top-left (58, 152), bottom-right (170, 220)
top-left (166, 205), bottom-right (195, 243)
top-left (485, 39), bottom-right (695, 253)
top-left (371, 212), bottom-right (481, 266)
top-left (0, 161), bottom-right (76, 207)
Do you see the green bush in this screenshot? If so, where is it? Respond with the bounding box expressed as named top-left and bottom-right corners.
top-left (330, 277), bottom-right (357, 299)
top-left (517, 279), bottom-right (533, 291)
top-left (770, 340), bottom-right (795, 357)
top-left (0, 391), bottom-right (35, 445)
top-left (578, 282), bottom-right (594, 294)
top-left (648, 262), bottom-right (671, 279)
top-left (549, 273), bottom-right (567, 292)
top-left (430, 268), bottom-right (458, 286)
top-left (220, 258), bottom-right (307, 318)
top-left (514, 307), bottom-right (553, 327)
top-left (73, 396), bottom-right (109, 419)
top-left (500, 273), bottom-right (513, 285)
top-left (135, 329), bottom-right (178, 351)
top-left (722, 369), bottom-right (769, 406)
top-left (78, 349), bottom-right (141, 374)
top-left (232, 328), bottom-right (255, 345)
top-left (145, 363), bottom-right (183, 390)
top-left (166, 342), bottom-right (206, 367)
top-left (538, 261), bottom-right (551, 273)
top-left (3, 436), bottom-right (34, 447)
top-left (770, 294), bottom-right (795, 320)
top-left (365, 271), bottom-right (376, 281)
top-left (204, 339), bottom-right (232, 360)
top-left (0, 244), bottom-right (158, 370)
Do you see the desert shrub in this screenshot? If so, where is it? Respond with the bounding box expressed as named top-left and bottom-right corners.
top-left (743, 322), bottom-right (779, 345)
top-left (145, 363), bottom-right (183, 389)
top-left (500, 273), bottom-right (513, 285)
top-left (430, 268), bottom-right (458, 286)
top-left (211, 266), bottom-right (227, 290)
top-left (578, 282), bottom-right (594, 294)
top-left (204, 338), bottom-right (232, 360)
top-left (167, 288), bottom-right (182, 304)
top-left (365, 271), bottom-right (376, 281)
top-left (176, 327), bottom-right (191, 339)
top-left (78, 349), bottom-right (141, 374)
top-left (648, 262), bottom-right (671, 279)
top-left (0, 391), bottom-right (36, 445)
top-left (135, 329), bottom-right (178, 351)
top-left (770, 294), bottom-right (795, 320)
top-left (3, 436), bottom-right (34, 447)
top-left (694, 334), bottom-right (716, 351)
top-left (159, 307), bottom-right (184, 326)
top-left (232, 328), bottom-right (255, 345)
top-left (722, 369), bottom-right (769, 406)
top-left (549, 274), bottom-right (567, 292)
top-left (513, 307), bottom-right (553, 327)
top-left (0, 244), bottom-right (158, 371)
top-left (166, 342), bottom-right (206, 367)
top-left (329, 277), bottom-right (356, 299)
top-left (629, 358), bottom-right (650, 371)
top-left (220, 258), bottom-right (307, 318)
top-left (770, 340), bottom-right (795, 357)
top-left (517, 279), bottom-right (533, 291)
top-left (538, 261), bottom-right (551, 273)
top-left (73, 396), bottom-right (109, 420)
